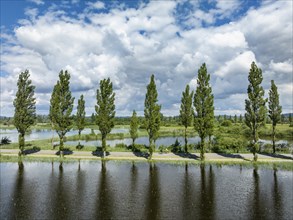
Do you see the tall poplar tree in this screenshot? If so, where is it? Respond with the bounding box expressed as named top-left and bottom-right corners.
top-left (49, 70), bottom-right (75, 156)
top-left (179, 84), bottom-right (194, 153)
top-left (129, 110), bottom-right (139, 149)
top-left (144, 74), bottom-right (161, 159)
top-left (245, 62), bottom-right (267, 161)
top-left (13, 70), bottom-right (36, 156)
top-left (96, 78), bottom-right (115, 157)
top-left (193, 63), bottom-right (214, 160)
top-left (76, 94), bottom-right (86, 148)
top-left (268, 80), bottom-right (282, 154)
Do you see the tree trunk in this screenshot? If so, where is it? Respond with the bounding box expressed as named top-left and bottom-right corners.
top-left (18, 133), bottom-right (25, 156)
top-left (272, 125), bottom-right (276, 154)
top-left (78, 130), bottom-right (81, 146)
top-left (149, 139), bottom-right (154, 160)
top-left (200, 138), bottom-right (205, 161)
top-left (132, 138), bottom-right (135, 151)
top-left (59, 135), bottom-right (64, 158)
top-left (51, 123), bottom-right (54, 149)
top-left (102, 136), bottom-right (106, 158)
top-left (253, 128), bottom-right (258, 162)
top-left (184, 127), bottom-right (188, 153)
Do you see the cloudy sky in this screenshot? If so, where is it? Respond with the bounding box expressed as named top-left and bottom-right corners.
top-left (0, 0), bottom-right (292, 117)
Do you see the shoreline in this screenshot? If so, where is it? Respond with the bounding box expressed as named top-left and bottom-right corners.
top-left (1, 148), bottom-right (292, 162)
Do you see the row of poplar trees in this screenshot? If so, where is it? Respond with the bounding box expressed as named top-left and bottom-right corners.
top-left (13, 61), bottom-right (282, 161)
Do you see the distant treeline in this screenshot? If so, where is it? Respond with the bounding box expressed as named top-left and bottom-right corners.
top-left (1, 114), bottom-right (292, 126)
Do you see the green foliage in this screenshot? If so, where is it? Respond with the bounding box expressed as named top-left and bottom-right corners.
top-left (221, 120), bottom-right (232, 127)
top-left (268, 80), bottom-right (282, 153)
top-left (76, 94), bottom-right (86, 146)
top-left (1, 136), bottom-right (11, 145)
top-left (171, 138), bottom-right (182, 153)
top-left (244, 62), bottom-right (267, 161)
top-left (129, 110), bottom-right (139, 148)
top-left (49, 70), bottom-right (75, 153)
top-left (144, 74), bottom-right (161, 158)
top-left (95, 78), bottom-right (116, 155)
top-left (179, 84), bottom-right (194, 152)
top-left (213, 136), bottom-right (248, 153)
top-left (193, 63), bottom-right (214, 160)
top-left (13, 70), bottom-right (36, 154)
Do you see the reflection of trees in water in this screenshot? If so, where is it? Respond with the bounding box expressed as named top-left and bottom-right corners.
top-left (251, 166), bottom-right (271, 219)
top-left (95, 160), bottom-right (113, 219)
top-left (74, 161), bottom-right (86, 218)
top-left (182, 163), bottom-right (197, 218)
top-left (130, 162), bottom-right (138, 200)
top-left (145, 163), bottom-right (161, 220)
top-left (272, 168), bottom-right (283, 219)
top-left (49, 163), bottom-right (70, 219)
top-left (9, 163), bottom-right (32, 219)
top-left (199, 164), bottom-right (215, 220)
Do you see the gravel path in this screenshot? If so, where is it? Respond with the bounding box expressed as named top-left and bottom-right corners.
top-left (1, 149), bottom-right (292, 162)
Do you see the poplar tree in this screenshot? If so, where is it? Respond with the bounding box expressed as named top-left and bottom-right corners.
top-left (268, 80), bottom-right (282, 154)
top-left (129, 110), bottom-right (139, 149)
top-left (193, 63), bottom-right (214, 160)
top-left (13, 70), bottom-right (36, 156)
top-left (76, 94), bottom-right (86, 148)
top-left (144, 74), bottom-right (161, 159)
top-left (49, 70), bottom-right (75, 156)
top-left (239, 114), bottom-right (243, 123)
top-left (179, 84), bottom-right (194, 153)
top-left (245, 62), bottom-right (267, 161)
top-left (96, 78), bottom-right (115, 157)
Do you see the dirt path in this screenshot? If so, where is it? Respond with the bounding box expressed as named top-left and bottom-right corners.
top-left (1, 149), bottom-right (292, 162)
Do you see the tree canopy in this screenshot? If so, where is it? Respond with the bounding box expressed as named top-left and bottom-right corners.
top-left (194, 63), bottom-right (214, 160)
top-left (13, 70), bottom-right (36, 155)
top-left (144, 74), bottom-right (161, 159)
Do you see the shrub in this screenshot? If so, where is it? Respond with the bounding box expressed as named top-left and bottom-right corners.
top-left (213, 136), bottom-right (248, 153)
top-left (221, 120), bottom-right (232, 127)
top-left (171, 138), bottom-right (182, 153)
top-left (158, 145), bottom-right (169, 153)
top-left (0, 136), bottom-right (11, 145)
top-left (115, 143), bottom-right (127, 149)
top-left (76, 144), bottom-right (84, 150)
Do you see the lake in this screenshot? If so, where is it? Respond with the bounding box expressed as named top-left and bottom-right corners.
top-left (1, 161), bottom-right (292, 219)
top-left (65, 136), bottom-right (202, 148)
top-left (0, 128), bottom-right (129, 143)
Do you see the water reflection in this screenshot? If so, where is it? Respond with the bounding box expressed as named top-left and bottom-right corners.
top-left (199, 164), bottom-right (215, 220)
top-left (0, 162), bottom-right (292, 219)
top-left (96, 161), bottom-right (113, 219)
top-left (52, 163), bottom-right (70, 219)
top-left (10, 163), bottom-right (33, 219)
top-left (145, 164), bottom-right (161, 220)
top-left (181, 163), bottom-right (197, 218)
top-left (272, 168), bottom-right (283, 219)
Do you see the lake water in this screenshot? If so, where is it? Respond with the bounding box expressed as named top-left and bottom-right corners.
top-left (0, 128), bottom-right (129, 143)
top-left (1, 161), bottom-right (292, 219)
top-left (65, 136), bottom-right (202, 148)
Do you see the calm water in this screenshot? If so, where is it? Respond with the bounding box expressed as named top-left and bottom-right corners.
top-left (1, 161), bottom-right (292, 219)
top-left (0, 128), bottom-right (129, 143)
top-left (65, 136), bottom-right (202, 148)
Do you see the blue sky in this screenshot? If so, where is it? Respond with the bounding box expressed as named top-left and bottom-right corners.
top-left (0, 0), bottom-right (292, 116)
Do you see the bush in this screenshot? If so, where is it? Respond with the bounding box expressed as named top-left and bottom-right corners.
top-left (213, 136), bottom-right (248, 153)
top-left (158, 145), bottom-right (169, 153)
top-left (171, 138), bottom-right (183, 153)
top-left (115, 143), bottom-right (127, 149)
top-left (76, 144), bottom-right (84, 150)
top-left (0, 136), bottom-right (11, 145)
top-left (221, 120), bottom-right (232, 127)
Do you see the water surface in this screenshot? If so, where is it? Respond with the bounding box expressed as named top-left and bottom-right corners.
top-left (1, 161), bottom-right (292, 219)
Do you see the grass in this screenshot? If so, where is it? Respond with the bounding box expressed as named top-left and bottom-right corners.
top-left (1, 153), bottom-right (292, 171)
